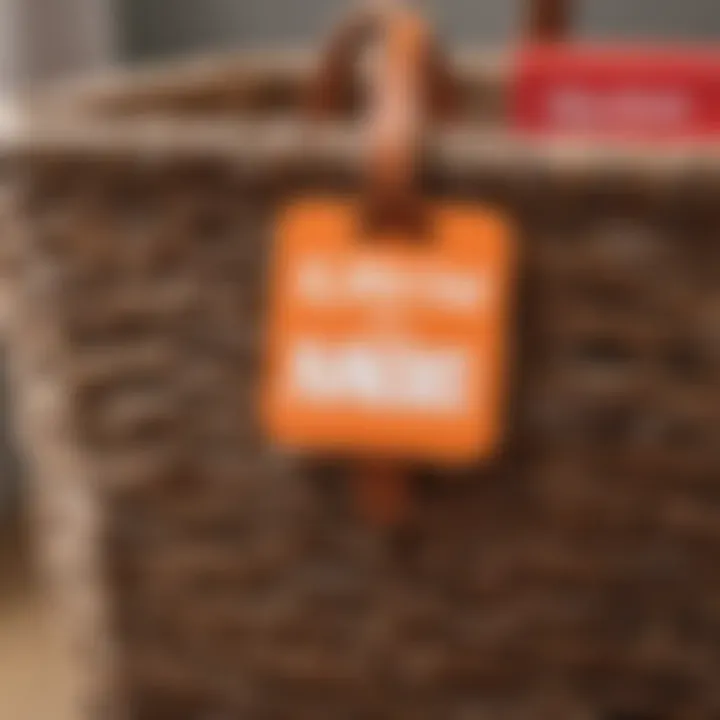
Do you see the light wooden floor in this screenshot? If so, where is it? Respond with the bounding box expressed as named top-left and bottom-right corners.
top-left (0, 523), bottom-right (75, 720)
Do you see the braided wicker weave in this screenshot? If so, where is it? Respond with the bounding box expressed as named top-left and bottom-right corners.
top-left (3, 48), bottom-right (720, 719)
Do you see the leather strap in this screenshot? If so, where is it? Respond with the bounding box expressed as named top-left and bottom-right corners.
top-left (308, 5), bottom-right (458, 232)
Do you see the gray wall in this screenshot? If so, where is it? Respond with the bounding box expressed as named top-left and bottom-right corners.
top-left (0, 0), bottom-right (115, 91)
top-left (122, 0), bottom-right (720, 61)
top-left (0, 0), bottom-right (21, 94)
top-left (21, 0), bottom-right (115, 83)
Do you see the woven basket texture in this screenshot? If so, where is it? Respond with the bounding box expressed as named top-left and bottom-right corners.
top-left (3, 51), bottom-right (720, 720)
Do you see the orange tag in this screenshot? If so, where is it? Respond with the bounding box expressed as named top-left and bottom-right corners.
top-left (261, 199), bottom-right (516, 464)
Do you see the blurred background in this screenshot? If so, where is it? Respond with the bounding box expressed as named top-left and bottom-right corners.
top-left (1, 1), bottom-right (720, 718)
top-left (2, 0), bottom-right (720, 91)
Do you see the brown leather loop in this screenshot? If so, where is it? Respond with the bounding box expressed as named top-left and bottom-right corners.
top-left (308, 6), bottom-right (458, 122)
top-left (365, 12), bottom-right (430, 231)
top-left (307, 5), bottom-right (458, 232)
top-left (525, 0), bottom-right (573, 41)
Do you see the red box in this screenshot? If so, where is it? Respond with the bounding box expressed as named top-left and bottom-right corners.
top-left (511, 45), bottom-right (720, 141)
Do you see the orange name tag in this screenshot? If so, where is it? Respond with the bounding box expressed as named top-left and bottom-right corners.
top-left (261, 199), bottom-right (516, 464)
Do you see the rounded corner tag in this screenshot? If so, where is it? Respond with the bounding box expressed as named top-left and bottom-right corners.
top-left (261, 198), bottom-right (517, 464)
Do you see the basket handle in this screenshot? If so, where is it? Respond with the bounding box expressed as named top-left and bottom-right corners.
top-left (308, 5), bottom-right (458, 122)
top-left (525, 0), bottom-right (573, 41)
top-left (308, 4), bottom-right (458, 230)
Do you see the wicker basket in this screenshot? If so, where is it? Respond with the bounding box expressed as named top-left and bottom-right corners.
top-left (3, 20), bottom-right (720, 720)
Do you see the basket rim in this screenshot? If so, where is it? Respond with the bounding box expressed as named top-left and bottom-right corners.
top-left (3, 47), bottom-right (720, 174)
top-left (15, 46), bottom-right (509, 121)
top-left (5, 118), bottom-right (720, 183)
